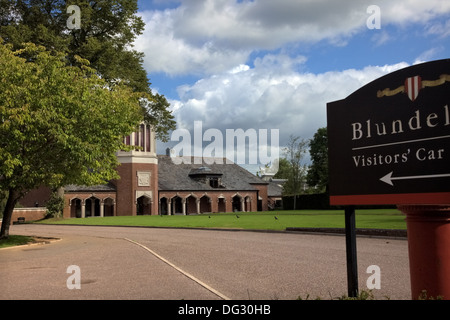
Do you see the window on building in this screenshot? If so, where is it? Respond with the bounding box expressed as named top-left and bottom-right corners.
top-left (209, 177), bottom-right (219, 188)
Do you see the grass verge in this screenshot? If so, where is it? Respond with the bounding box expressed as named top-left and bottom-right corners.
top-left (37, 209), bottom-right (406, 231)
top-left (0, 235), bottom-right (34, 249)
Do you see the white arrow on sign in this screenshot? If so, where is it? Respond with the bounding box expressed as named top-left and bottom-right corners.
top-left (380, 171), bottom-right (450, 186)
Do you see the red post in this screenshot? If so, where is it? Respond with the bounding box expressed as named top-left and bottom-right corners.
top-left (398, 205), bottom-right (450, 300)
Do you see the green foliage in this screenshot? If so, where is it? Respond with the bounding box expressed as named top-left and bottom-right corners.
top-left (417, 290), bottom-right (443, 300)
top-left (45, 191), bottom-right (65, 218)
top-left (1, 0), bottom-right (144, 89)
top-left (0, 190), bottom-right (6, 218)
top-left (0, 0), bottom-right (176, 141)
top-left (279, 136), bottom-right (309, 212)
top-left (38, 209), bottom-right (407, 231)
top-left (0, 40), bottom-right (143, 237)
top-left (281, 135), bottom-right (308, 197)
top-left (0, 40), bottom-right (143, 188)
top-left (297, 290), bottom-right (383, 300)
top-left (272, 158), bottom-right (291, 179)
top-left (0, 235), bottom-right (33, 249)
top-left (306, 127), bottom-right (328, 193)
top-left (335, 290), bottom-right (377, 300)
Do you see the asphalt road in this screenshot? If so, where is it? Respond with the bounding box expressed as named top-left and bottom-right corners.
top-left (1, 224), bottom-right (411, 300)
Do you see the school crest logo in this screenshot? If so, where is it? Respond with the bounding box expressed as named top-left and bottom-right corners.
top-left (377, 74), bottom-right (450, 102)
top-left (404, 76), bottom-right (422, 102)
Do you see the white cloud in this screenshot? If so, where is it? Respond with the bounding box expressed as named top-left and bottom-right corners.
top-left (160, 55), bottom-right (409, 172)
top-left (381, 0), bottom-right (450, 25)
top-left (142, 0), bottom-right (449, 163)
top-left (171, 0), bottom-right (366, 49)
top-left (166, 55), bottom-right (409, 150)
top-left (425, 19), bottom-right (450, 38)
top-left (136, 0), bottom-right (450, 76)
top-left (135, 8), bottom-right (250, 75)
top-left (413, 47), bottom-right (445, 65)
top-left (371, 30), bottom-right (392, 46)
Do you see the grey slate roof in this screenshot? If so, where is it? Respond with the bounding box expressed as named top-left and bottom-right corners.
top-left (267, 181), bottom-right (283, 197)
top-left (62, 156), bottom-right (281, 196)
top-left (158, 155), bottom-right (267, 191)
top-left (64, 182), bottom-right (116, 193)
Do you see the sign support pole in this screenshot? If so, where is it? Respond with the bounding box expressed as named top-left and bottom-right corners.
top-left (345, 206), bottom-right (358, 298)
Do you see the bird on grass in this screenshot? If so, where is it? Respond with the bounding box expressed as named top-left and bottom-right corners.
top-left (236, 214), bottom-right (240, 218)
top-left (274, 216), bottom-right (278, 220)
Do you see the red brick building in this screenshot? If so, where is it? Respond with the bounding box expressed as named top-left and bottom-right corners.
top-left (157, 155), bottom-right (270, 215)
top-left (14, 125), bottom-right (281, 221)
top-left (62, 123), bottom-right (159, 218)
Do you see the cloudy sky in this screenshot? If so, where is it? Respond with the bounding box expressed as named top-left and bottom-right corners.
top-left (134, 0), bottom-right (450, 172)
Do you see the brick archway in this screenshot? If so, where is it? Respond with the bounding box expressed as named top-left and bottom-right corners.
top-left (186, 195), bottom-right (198, 215)
top-left (232, 194), bottom-right (243, 212)
top-left (160, 197), bottom-right (169, 215)
top-left (172, 196), bottom-right (183, 214)
top-left (70, 198), bottom-right (82, 218)
top-left (85, 197), bottom-right (101, 217)
top-left (200, 195), bottom-right (212, 213)
top-left (217, 197), bottom-right (226, 213)
top-left (137, 195), bottom-right (152, 215)
top-left (103, 198), bottom-right (115, 217)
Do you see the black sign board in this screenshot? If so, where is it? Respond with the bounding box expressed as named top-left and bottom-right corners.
top-left (327, 59), bottom-right (450, 205)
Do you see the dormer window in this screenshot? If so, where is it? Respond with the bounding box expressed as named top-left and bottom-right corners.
top-left (209, 177), bottom-right (219, 188)
top-left (189, 167), bottom-right (224, 188)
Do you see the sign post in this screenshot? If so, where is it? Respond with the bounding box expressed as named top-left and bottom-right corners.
top-left (345, 206), bottom-right (358, 298)
top-left (327, 59), bottom-right (450, 299)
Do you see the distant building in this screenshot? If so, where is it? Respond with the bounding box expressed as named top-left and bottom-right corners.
top-left (157, 155), bottom-right (271, 215)
top-left (14, 125), bottom-right (282, 222)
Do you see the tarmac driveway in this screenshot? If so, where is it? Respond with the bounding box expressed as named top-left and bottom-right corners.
top-left (1, 224), bottom-right (411, 300)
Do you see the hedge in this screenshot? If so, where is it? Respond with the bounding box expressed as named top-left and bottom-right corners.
top-left (282, 193), bottom-right (396, 210)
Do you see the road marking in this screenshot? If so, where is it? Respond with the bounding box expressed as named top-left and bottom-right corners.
top-left (124, 238), bottom-right (230, 300)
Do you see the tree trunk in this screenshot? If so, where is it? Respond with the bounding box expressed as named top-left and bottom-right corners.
top-left (0, 189), bottom-right (20, 240)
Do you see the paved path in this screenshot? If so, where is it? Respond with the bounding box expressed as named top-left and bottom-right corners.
top-left (1, 224), bottom-right (411, 300)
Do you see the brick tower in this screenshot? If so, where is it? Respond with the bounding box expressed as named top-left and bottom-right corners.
top-left (114, 123), bottom-right (158, 216)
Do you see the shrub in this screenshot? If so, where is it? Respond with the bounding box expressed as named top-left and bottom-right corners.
top-left (45, 192), bottom-right (65, 218)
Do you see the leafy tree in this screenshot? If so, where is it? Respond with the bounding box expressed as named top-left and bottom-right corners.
top-left (281, 135), bottom-right (308, 208)
top-left (0, 190), bottom-right (6, 218)
top-left (0, 41), bottom-right (143, 238)
top-left (45, 189), bottom-right (65, 218)
top-left (306, 127), bottom-right (328, 193)
top-left (0, 0), bottom-right (176, 141)
top-left (273, 157), bottom-right (291, 180)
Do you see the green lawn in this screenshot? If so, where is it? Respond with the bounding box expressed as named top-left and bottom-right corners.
top-left (37, 209), bottom-right (407, 231)
top-left (0, 235), bottom-right (34, 249)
